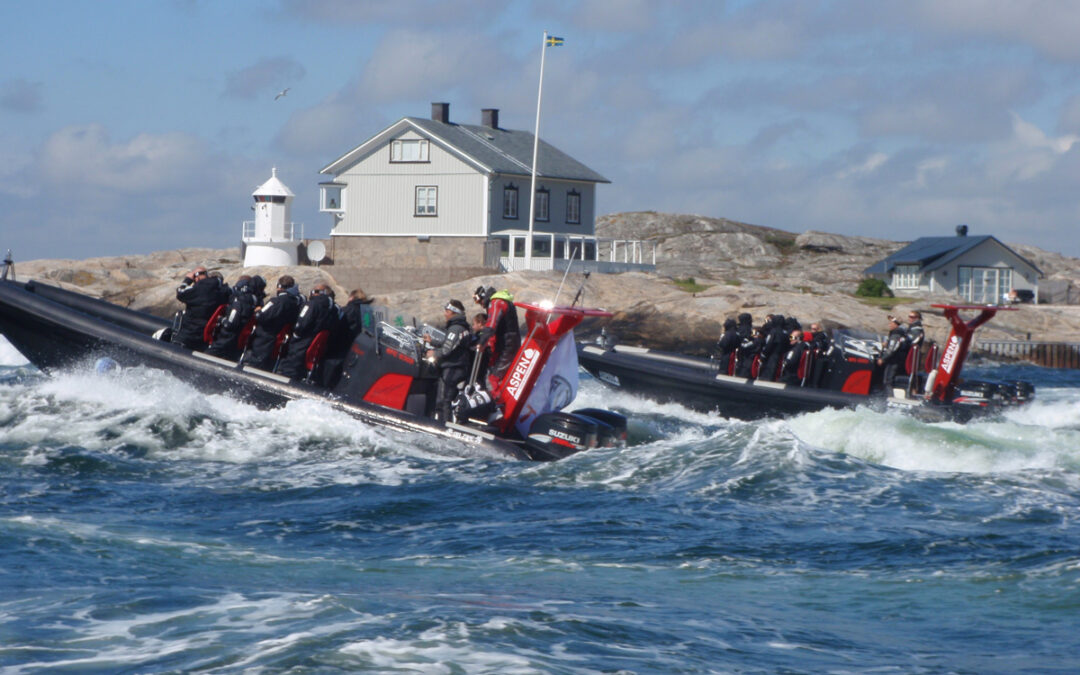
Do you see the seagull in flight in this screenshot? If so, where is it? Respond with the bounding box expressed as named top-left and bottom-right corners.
top-left (274, 87), bottom-right (290, 101)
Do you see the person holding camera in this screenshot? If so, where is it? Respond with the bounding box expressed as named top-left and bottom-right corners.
top-left (173, 266), bottom-right (227, 351)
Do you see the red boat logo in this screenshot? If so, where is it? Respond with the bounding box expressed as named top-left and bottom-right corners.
top-left (505, 348), bottom-right (541, 400)
top-left (940, 335), bottom-right (961, 374)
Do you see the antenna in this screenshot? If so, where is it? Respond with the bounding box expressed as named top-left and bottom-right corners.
top-left (552, 245), bottom-right (579, 306)
top-left (1, 250), bottom-right (13, 281)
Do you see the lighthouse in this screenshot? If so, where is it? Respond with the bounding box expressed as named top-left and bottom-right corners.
top-left (242, 167), bottom-right (300, 267)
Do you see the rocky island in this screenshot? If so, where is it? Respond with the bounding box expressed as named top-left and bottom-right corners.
top-left (9, 212), bottom-right (1080, 356)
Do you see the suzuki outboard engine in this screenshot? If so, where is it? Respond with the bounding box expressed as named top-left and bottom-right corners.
top-left (526, 412), bottom-right (599, 461)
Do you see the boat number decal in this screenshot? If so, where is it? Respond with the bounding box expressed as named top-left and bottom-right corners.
top-left (597, 371), bottom-right (621, 386)
top-left (940, 335), bottom-right (961, 374)
top-left (506, 347), bottom-right (541, 400)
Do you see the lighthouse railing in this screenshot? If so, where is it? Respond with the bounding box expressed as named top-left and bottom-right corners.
top-left (241, 221), bottom-right (305, 242)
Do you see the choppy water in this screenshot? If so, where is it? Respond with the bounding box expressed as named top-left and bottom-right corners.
top-left (2, 336), bottom-right (1080, 673)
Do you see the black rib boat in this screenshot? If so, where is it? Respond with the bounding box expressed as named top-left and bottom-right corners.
top-left (0, 262), bottom-right (626, 461)
top-left (578, 305), bottom-right (1035, 422)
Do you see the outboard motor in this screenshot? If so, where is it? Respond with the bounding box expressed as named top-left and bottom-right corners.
top-left (526, 412), bottom-right (599, 460)
top-left (573, 408), bottom-right (628, 447)
top-left (950, 379), bottom-right (1002, 407)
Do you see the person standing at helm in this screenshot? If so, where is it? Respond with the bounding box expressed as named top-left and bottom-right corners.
top-left (472, 286), bottom-right (521, 392)
top-left (425, 299), bottom-right (472, 422)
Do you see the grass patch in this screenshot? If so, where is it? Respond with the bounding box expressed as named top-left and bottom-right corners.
top-left (725, 279), bottom-right (743, 287)
top-left (765, 233), bottom-right (798, 255)
top-left (853, 295), bottom-right (920, 310)
top-left (672, 277), bottom-right (711, 293)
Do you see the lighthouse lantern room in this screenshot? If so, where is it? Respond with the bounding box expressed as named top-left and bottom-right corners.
top-left (242, 167), bottom-right (301, 267)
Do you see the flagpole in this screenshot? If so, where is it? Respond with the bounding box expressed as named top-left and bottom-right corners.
top-left (526, 30), bottom-right (549, 271)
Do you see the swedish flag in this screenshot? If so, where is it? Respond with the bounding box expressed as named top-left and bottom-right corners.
top-left (546, 36), bottom-right (565, 47)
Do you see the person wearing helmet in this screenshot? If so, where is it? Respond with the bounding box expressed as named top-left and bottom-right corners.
top-left (715, 317), bottom-right (739, 375)
top-left (207, 274), bottom-right (266, 361)
top-left (473, 285), bottom-right (521, 392)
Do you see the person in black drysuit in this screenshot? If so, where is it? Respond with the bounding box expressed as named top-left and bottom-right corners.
top-left (206, 275), bottom-right (265, 361)
top-left (876, 316), bottom-right (910, 390)
top-left (425, 299), bottom-right (472, 422)
top-left (241, 275), bottom-right (302, 371)
top-left (172, 266), bottom-right (228, 351)
top-left (758, 314), bottom-right (786, 381)
top-left (780, 329), bottom-right (810, 385)
top-left (276, 283), bottom-right (340, 380)
top-left (715, 318), bottom-right (739, 375)
top-left (320, 288), bottom-right (375, 389)
top-left (735, 326), bottom-right (763, 378)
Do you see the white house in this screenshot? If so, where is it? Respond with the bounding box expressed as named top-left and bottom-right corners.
top-left (864, 226), bottom-right (1042, 303)
top-left (316, 102), bottom-right (650, 279)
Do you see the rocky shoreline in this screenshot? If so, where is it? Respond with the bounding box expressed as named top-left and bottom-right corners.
top-left (8, 213), bottom-right (1080, 356)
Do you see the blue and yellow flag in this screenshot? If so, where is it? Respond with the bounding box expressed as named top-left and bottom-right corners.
top-left (546, 36), bottom-right (565, 47)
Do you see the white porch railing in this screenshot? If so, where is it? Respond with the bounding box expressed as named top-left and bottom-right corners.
top-left (242, 221), bottom-right (304, 242)
top-left (498, 234), bottom-right (656, 273)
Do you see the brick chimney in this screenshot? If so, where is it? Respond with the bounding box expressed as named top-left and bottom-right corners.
top-left (431, 102), bottom-right (450, 123)
top-left (482, 108), bottom-right (499, 129)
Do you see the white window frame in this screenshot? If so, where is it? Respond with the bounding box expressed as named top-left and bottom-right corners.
top-left (503, 185), bottom-right (518, 219)
top-left (415, 186), bottom-right (437, 216)
top-left (535, 188), bottom-right (550, 222)
top-left (566, 191), bottom-right (581, 224)
top-left (320, 184), bottom-right (344, 212)
top-left (892, 264), bottom-right (920, 290)
top-left (391, 138), bottom-right (430, 163)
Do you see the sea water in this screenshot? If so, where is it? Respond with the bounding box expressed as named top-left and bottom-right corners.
top-left (2, 335), bottom-right (1079, 673)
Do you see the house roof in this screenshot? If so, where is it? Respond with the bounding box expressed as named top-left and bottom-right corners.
top-left (320, 117), bottom-right (610, 184)
top-left (863, 235), bottom-right (1043, 276)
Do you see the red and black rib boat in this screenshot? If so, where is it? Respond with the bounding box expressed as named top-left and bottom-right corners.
top-left (0, 259), bottom-right (625, 461)
top-left (578, 305), bottom-right (1034, 422)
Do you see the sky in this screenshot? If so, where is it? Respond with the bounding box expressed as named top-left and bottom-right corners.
top-left (4, 0), bottom-right (1080, 261)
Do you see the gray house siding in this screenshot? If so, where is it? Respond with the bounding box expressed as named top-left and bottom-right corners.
top-left (488, 177), bottom-right (597, 236)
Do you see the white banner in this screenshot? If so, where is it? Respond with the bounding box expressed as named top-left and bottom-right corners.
top-left (514, 331), bottom-right (579, 438)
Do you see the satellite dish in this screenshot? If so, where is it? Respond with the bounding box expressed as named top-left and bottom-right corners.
top-left (307, 240), bottom-right (326, 264)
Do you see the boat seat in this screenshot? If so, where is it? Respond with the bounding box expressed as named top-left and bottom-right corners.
top-left (236, 317), bottom-right (256, 350)
top-left (304, 330), bottom-right (331, 381)
top-left (203, 304), bottom-right (227, 345)
top-left (727, 352), bottom-right (736, 376)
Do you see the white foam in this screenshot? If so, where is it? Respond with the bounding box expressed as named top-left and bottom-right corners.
top-left (786, 403), bottom-right (1080, 474)
top-left (0, 334), bottom-right (29, 366)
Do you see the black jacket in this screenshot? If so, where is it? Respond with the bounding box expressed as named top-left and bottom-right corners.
top-left (433, 315), bottom-right (472, 371)
top-left (716, 320), bottom-right (739, 369)
top-left (174, 276), bottom-right (227, 349)
top-left (242, 288), bottom-right (302, 370)
top-left (206, 279), bottom-right (260, 358)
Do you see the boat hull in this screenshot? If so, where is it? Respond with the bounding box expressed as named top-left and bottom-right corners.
top-left (577, 342), bottom-right (1005, 422)
top-left (0, 279), bottom-right (534, 460)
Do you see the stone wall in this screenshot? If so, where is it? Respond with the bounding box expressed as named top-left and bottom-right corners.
top-left (315, 235), bottom-right (498, 294)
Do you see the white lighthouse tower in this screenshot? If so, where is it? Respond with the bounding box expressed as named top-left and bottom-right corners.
top-left (242, 167), bottom-right (300, 267)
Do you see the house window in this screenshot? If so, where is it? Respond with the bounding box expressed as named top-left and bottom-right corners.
top-left (892, 264), bottom-right (920, 290)
top-left (958, 266), bottom-right (1012, 304)
top-left (566, 190), bottom-right (581, 224)
top-left (320, 184), bottom-right (344, 212)
top-left (535, 188), bottom-right (549, 222)
top-left (415, 186), bottom-right (437, 216)
top-left (503, 185), bottom-right (518, 219)
top-left (391, 138), bottom-right (430, 162)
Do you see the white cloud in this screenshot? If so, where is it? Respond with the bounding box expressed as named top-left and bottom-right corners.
top-left (908, 0), bottom-right (1080, 60)
top-left (38, 124), bottom-right (207, 192)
